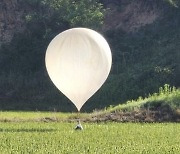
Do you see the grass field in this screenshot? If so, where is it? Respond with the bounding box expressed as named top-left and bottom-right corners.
top-left (0, 85), bottom-right (179, 153)
top-left (0, 121), bottom-right (179, 154)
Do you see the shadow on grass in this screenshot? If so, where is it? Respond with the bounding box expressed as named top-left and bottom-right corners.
top-left (0, 128), bottom-right (56, 133)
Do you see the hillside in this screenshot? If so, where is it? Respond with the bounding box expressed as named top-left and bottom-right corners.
top-left (0, 0), bottom-right (180, 111)
top-left (92, 84), bottom-right (180, 122)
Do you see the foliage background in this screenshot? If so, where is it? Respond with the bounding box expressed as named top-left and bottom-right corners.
top-left (0, 0), bottom-right (179, 111)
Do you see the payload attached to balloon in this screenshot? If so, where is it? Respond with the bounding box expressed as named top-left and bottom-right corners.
top-left (45, 28), bottom-right (112, 111)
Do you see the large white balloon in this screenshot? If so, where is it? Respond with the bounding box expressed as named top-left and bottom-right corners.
top-left (45, 28), bottom-right (112, 111)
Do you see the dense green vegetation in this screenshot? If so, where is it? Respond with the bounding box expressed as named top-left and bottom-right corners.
top-left (0, 122), bottom-right (179, 153)
top-left (103, 1), bottom-right (180, 107)
top-left (0, 0), bottom-right (179, 111)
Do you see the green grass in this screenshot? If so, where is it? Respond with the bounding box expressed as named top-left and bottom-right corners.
top-left (0, 111), bottom-right (67, 122)
top-left (0, 122), bottom-right (179, 153)
top-left (0, 111), bottom-right (90, 122)
top-left (105, 84), bottom-right (180, 113)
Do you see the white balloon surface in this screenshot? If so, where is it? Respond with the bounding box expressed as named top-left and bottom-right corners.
top-left (45, 28), bottom-right (112, 111)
